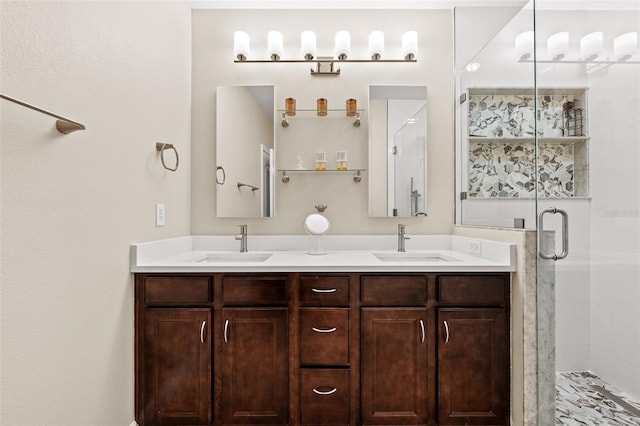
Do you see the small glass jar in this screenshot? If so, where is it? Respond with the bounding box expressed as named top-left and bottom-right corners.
top-left (315, 151), bottom-right (326, 171)
top-left (346, 98), bottom-right (357, 117)
top-left (336, 151), bottom-right (348, 170)
top-left (317, 98), bottom-right (328, 116)
top-left (285, 98), bottom-right (296, 116)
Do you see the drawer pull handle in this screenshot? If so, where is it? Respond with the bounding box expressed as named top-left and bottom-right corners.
top-left (312, 327), bottom-right (337, 333)
top-left (224, 319), bottom-right (229, 343)
top-left (419, 319), bottom-right (425, 343)
top-left (200, 320), bottom-right (207, 344)
top-left (444, 320), bottom-right (450, 344)
top-left (313, 387), bottom-right (337, 395)
top-left (312, 288), bottom-right (337, 293)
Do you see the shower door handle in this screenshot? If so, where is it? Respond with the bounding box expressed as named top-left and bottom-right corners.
top-left (537, 207), bottom-right (569, 261)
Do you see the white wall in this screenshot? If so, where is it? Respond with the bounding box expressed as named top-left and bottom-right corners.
top-left (0, 1), bottom-right (192, 424)
top-left (191, 9), bottom-right (454, 235)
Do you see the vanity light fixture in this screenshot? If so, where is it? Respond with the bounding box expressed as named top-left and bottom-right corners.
top-left (335, 30), bottom-right (351, 60)
top-left (515, 30), bottom-right (639, 66)
top-left (515, 31), bottom-right (534, 61)
top-left (369, 31), bottom-right (384, 60)
top-left (465, 62), bottom-right (481, 72)
top-left (547, 32), bottom-right (569, 60)
top-left (301, 30), bottom-right (317, 60)
top-left (233, 30), bottom-right (250, 61)
top-left (614, 32), bottom-right (638, 61)
top-left (402, 31), bottom-right (418, 60)
top-left (267, 31), bottom-right (284, 61)
top-left (580, 31), bottom-right (603, 61)
top-left (233, 30), bottom-right (417, 76)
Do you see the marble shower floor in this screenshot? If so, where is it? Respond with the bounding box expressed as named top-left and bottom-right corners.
top-left (557, 372), bottom-right (640, 425)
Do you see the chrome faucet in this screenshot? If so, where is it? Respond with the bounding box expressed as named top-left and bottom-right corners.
top-left (235, 225), bottom-right (248, 253)
top-left (398, 224), bottom-right (410, 252)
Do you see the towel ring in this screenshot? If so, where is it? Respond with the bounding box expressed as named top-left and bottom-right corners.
top-left (156, 143), bottom-right (179, 172)
top-left (216, 166), bottom-right (226, 185)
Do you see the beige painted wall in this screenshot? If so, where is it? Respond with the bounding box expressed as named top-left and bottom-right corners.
top-left (191, 9), bottom-right (454, 235)
top-left (0, 1), bottom-right (192, 424)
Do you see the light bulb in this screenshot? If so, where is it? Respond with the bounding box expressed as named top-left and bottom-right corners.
top-left (335, 31), bottom-right (351, 60)
top-left (402, 31), bottom-right (418, 60)
top-left (233, 31), bottom-right (250, 61)
top-left (267, 31), bottom-right (283, 61)
top-left (369, 30), bottom-right (384, 60)
top-left (580, 31), bottom-right (603, 61)
top-left (301, 30), bottom-right (317, 60)
top-left (614, 32), bottom-right (638, 61)
top-left (515, 31), bottom-right (534, 61)
top-left (547, 32), bottom-right (569, 60)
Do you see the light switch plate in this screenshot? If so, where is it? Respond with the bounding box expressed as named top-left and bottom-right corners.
top-left (155, 203), bottom-right (165, 227)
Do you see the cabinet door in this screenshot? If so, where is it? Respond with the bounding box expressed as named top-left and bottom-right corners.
top-left (222, 308), bottom-right (288, 424)
top-left (438, 309), bottom-right (508, 425)
top-left (361, 308), bottom-right (428, 425)
top-left (143, 309), bottom-right (211, 425)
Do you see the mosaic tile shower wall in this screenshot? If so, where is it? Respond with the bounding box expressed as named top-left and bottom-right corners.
top-left (468, 94), bottom-right (578, 138)
top-left (469, 141), bottom-right (575, 198)
top-left (468, 93), bottom-right (583, 198)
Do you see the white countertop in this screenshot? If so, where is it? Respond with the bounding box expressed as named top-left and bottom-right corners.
top-left (130, 235), bottom-right (516, 273)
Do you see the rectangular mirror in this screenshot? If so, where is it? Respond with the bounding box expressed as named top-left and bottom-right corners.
top-left (216, 86), bottom-right (275, 217)
top-left (369, 86), bottom-right (428, 217)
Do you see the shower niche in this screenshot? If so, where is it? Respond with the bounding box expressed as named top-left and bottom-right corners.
top-left (463, 87), bottom-right (589, 199)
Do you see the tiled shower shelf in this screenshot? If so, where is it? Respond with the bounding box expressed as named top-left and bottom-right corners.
top-left (469, 136), bottom-right (589, 143)
top-left (465, 87), bottom-right (589, 199)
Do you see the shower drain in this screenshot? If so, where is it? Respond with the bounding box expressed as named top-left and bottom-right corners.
top-left (590, 384), bottom-right (640, 418)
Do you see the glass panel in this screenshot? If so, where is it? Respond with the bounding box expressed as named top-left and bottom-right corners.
top-left (535, 1), bottom-right (640, 424)
top-left (456, 4), bottom-right (538, 229)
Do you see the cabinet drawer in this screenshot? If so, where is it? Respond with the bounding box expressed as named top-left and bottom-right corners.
top-left (438, 275), bottom-right (507, 306)
top-left (300, 276), bottom-right (350, 306)
top-left (300, 369), bottom-right (350, 425)
top-left (143, 276), bottom-right (212, 305)
top-left (300, 309), bottom-right (349, 366)
top-left (222, 276), bottom-right (287, 305)
top-left (361, 275), bottom-right (427, 306)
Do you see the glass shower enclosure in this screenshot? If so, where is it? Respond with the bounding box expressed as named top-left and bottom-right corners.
top-left (456, 0), bottom-right (640, 424)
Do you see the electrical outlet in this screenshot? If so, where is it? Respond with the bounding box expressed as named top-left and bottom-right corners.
top-left (469, 240), bottom-right (481, 255)
top-left (156, 203), bottom-right (166, 227)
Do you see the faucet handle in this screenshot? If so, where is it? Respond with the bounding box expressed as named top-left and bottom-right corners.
top-left (238, 224), bottom-right (247, 234)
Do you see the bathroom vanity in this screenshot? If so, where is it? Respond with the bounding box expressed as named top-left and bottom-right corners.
top-left (132, 235), bottom-right (515, 426)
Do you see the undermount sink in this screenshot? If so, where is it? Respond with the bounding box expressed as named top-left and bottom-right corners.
top-left (197, 252), bottom-right (273, 263)
top-left (373, 252), bottom-right (455, 263)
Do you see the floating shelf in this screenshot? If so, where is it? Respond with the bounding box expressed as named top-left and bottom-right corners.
top-left (279, 109), bottom-right (363, 127)
top-left (278, 168), bottom-right (365, 183)
top-left (468, 136), bottom-right (589, 143)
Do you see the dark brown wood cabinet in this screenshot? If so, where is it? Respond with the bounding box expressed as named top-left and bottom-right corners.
top-left (436, 274), bottom-right (510, 426)
top-left (437, 309), bottom-right (508, 425)
top-left (361, 308), bottom-right (428, 425)
top-left (135, 272), bottom-right (510, 426)
top-left (136, 275), bottom-right (213, 426)
top-left (221, 308), bottom-right (288, 424)
top-left (143, 309), bottom-right (212, 425)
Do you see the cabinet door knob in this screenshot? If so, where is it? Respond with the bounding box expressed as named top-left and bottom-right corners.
top-left (313, 387), bottom-right (337, 395)
top-left (200, 320), bottom-right (207, 344)
top-left (443, 320), bottom-right (450, 344)
top-left (419, 319), bottom-right (425, 343)
top-left (224, 319), bottom-right (229, 343)
top-left (312, 327), bottom-right (337, 333)
top-left (311, 288), bottom-right (337, 293)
